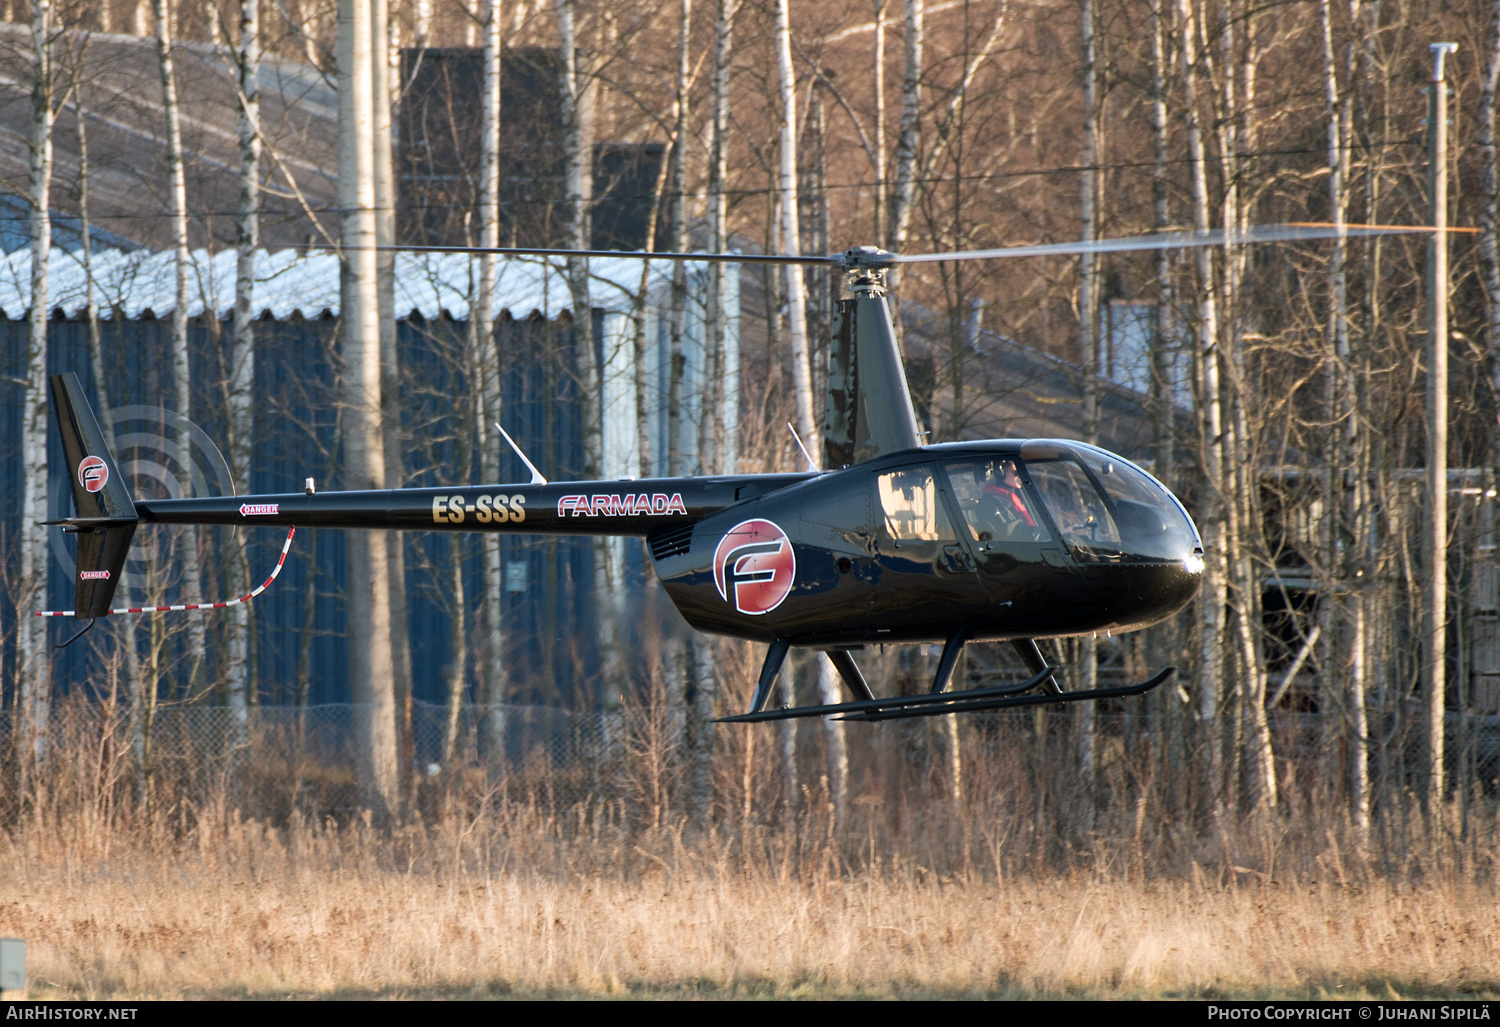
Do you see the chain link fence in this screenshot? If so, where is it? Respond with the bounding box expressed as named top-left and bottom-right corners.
top-left (1, 701), bottom-right (1496, 823)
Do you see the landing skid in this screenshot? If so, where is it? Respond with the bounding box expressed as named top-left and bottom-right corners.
top-left (715, 666), bottom-right (1175, 724)
top-left (838, 666), bottom-right (1175, 721)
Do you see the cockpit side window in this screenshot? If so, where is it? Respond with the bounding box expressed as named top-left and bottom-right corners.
top-left (943, 458), bottom-right (1053, 545)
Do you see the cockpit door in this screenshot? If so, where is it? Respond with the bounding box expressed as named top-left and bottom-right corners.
top-left (939, 456), bottom-right (1069, 610)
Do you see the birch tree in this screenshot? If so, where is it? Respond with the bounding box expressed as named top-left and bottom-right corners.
top-left (226, 0), bottom-right (263, 727)
top-left (19, 0), bottom-right (57, 762)
top-left (1485, 3), bottom-right (1500, 430)
top-left (665, 0), bottom-right (692, 479)
top-left (1319, 0), bottom-right (1362, 826)
top-left (775, 0), bottom-right (816, 452)
top-left (704, 0), bottom-right (739, 477)
top-left (1076, 0), bottom-right (1099, 795)
top-left (373, 0), bottom-right (415, 795)
top-left (154, 0), bottom-right (207, 689)
top-left (870, 0), bottom-right (886, 247)
top-left (887, 0), bottom-right (921, 256)
top-left (556, 0), bottom-right (620, 694)
top-left (476, 0), bottom-right (504, 760)
top-left (1176, 0), bottom-right (1226, 820)
top-left (339, 0), bottom-right (400, 816)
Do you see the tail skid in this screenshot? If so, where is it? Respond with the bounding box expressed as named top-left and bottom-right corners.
top-left (37, 527), bottom-right (296, 619)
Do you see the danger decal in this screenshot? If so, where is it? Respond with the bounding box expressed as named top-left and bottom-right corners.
top-left (240, 503), bottom-right (280, 516)
top-left (78, 455), bottom-right (109, 493)
top-left (713, 519), bottom-right (796, 616)
top-left (557, 493), bottom-right (688, 518)
top-left (80, 569), bottom-right (110, 580)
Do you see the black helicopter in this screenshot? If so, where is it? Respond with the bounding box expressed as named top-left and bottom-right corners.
top-left (39, 224), bottom-right (1434, 722)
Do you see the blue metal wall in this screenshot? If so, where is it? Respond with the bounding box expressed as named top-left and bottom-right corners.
top-left (0, 310), bottom-right (620, 709)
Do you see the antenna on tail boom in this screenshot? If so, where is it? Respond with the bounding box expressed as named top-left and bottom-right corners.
top-left (495, 423), bottom-right (548, 485)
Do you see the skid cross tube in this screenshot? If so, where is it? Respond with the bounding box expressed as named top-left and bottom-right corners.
top-left (837, 667), bottom-right (1176, 721)
top-left (716, 665), bottom-right (1059, 724)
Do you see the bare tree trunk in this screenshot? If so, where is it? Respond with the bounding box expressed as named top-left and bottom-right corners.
top-left (20, 0), bottom-right (55, 766)
top-left (414, 0), bottom-right (430, 46)
top-left (371, 0), bottom-right (412, 802)
top-left (443, 535), bottom-right (467, 766)
top-left (774, 0), bottom-right (817, 453)
top-left (1321, 0), bottom-right (1362, 828)
top-left (666, 0), bottom-right (691, 477)
top-left (1481, 0), bottom-right (1500, 849)
top-left (556, 0), bottom-right (617, 697)
top-left (74, 77), bottom-right (145, 744)
top-left (887, 0), bottom-right (921, 255)
top-left (1226, 3), bottom-right (1273, 815)
top-left (1176, 0), bottom-right (1226, 822)
top-left (339, 0), bottom-right (400, 817)
top-left (817, 655), bottom-right (848, 820)
top-left (1077, 0), bottom-right (1099, 797)
top-left (1148, 0), bottom-right (1181, 799)
top-left (703, 0), bottom-right (738, 477)
top-left (154, 0), bottom-right (207, 689)
top-left (871, 0), bottom-right (886, 247)
top-left (780, 659), bottom-right (798, 813)
top-left (476, 0), bottom-right (505, 761)
top-left (1485, 1), bottom-right (1500, 432)
top-left (1149, 0), bottom-right (1173, 493)
top-left (226, 0), bottom-right (261, 733)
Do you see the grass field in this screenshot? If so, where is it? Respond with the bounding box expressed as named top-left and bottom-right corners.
top-left (5, 699), bottom-right (1498, 999)
top-left (5, 807), bottom-right (1498, 1000)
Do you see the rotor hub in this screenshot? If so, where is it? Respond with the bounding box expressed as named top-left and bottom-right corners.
top-left (839, 246), bottom-right (895, 294)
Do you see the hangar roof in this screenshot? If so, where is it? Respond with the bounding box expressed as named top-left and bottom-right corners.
top-left (0, 248), bottom-right (691, 320)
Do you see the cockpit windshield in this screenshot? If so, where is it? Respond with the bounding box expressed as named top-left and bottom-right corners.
top-left (1019, 441), bottom-right (1200, 563)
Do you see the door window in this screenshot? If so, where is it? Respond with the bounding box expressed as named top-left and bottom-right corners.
top-left (877, 465), bottom-right (955, 541)
top-left (944, 458), bottom-right (1053, 545)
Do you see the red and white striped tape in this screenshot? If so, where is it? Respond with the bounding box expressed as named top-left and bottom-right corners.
top-left (36, 527), bottom-right (296, 618)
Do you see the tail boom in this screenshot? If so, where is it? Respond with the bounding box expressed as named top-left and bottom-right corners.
top-left (131, 474), bottom-right (814, 536)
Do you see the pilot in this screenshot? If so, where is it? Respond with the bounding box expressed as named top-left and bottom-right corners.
top-left (984, 460), bottom-right (1036, 529)
top-left (965, 459), bottom-right (1037, 542)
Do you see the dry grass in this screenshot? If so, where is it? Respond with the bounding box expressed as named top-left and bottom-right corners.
top-left (4, 809), bottom-right (1499, 1000)
top-left (5, 701), bottom-right (1499, 998)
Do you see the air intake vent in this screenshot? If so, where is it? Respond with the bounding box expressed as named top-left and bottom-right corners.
top-left (648, 521), bottom-right (696, 561)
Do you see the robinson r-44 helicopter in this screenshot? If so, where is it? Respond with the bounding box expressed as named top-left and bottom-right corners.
top-left (38, 224), bottom-right (1439, 722)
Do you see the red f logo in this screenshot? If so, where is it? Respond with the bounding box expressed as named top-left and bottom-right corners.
top-left (78, 455), bottom-right (109, 493)
top-left (713, 519), bottom-right (796, 615)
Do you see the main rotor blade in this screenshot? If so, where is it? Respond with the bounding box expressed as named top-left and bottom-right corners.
top-left (377, 244), bottom-right (840, 266)
top-left (893, 222), bottom-right (1477, 264)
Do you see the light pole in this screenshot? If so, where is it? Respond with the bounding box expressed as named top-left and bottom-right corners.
top-left (1426, 40), bottom-right (1458, 816)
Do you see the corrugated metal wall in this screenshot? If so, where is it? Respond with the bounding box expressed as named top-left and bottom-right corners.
top-left (0, 310), bottom-right (634, 709)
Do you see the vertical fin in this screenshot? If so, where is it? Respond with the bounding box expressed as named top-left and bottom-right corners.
top-left (49, 373), bottom-right (138, 618)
